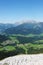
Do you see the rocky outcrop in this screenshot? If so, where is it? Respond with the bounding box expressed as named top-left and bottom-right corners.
top-left (0, 54), bottom-right (43, 65)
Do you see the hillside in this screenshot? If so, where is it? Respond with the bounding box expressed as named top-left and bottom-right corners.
top-left (0, 22), bottom-right (43, 60)
top-left (0, 34), bottom-right (43, 60)
top-left (0, 35), bottom-right (9, 43)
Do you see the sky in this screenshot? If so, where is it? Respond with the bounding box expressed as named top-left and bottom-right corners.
top-left (0, 0), bottom-right (43, 23)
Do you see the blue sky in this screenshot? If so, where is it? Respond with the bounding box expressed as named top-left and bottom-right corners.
top-left (0, 0), bottom-right (43, 23)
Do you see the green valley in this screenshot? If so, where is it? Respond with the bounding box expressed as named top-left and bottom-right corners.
top-left (0, 33), bottom-right (43, 60)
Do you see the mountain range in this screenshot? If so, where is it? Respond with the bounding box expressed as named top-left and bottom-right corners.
top-left (0, 23), bottom-right (18, 34)
top-left (4, 22), bottom-right (43, 35)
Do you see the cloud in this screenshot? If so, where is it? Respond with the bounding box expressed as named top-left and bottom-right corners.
top-left (0, 19), bottom-right (42, 24)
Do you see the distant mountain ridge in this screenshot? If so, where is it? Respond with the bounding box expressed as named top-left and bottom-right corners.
top-left (0, 23), bottom-right (18, 34)
top-left (4, 22), bottom-right (43, 35)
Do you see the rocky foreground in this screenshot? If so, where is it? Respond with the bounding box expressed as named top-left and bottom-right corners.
top-left (0, 54), bottom-right (43, 65)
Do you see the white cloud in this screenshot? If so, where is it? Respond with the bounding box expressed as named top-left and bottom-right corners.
top-left (0, 19), bottom-right (42, 24)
